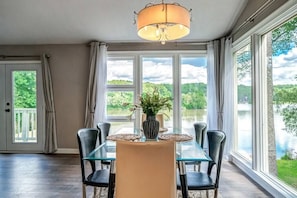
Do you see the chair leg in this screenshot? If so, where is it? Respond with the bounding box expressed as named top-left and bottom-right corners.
top-left (82, 184), bottom-right (86, 198)
top-left (93, 187), bottom-right (97, 197)
top-left (214, 189), bottom-right (218, 198)
top-left (206, 190), bottom-right (209, 198)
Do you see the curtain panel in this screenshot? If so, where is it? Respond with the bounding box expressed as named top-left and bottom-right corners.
top-left (84, 42), bottom-right (107, 128)
top-left (207, 37), bottom-right (233, 157)
top-left (41, 54), bottom-right (58, 153)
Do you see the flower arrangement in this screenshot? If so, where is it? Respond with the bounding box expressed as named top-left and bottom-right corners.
top-left (124, 87), bottom-right (172, 118)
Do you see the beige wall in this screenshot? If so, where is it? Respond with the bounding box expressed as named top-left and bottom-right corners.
top-left (0, 44), bottom-right (89, 149)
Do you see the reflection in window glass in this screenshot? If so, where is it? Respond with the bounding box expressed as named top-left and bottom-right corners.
top-left (264, 16), bottom-right (297, 190)
top-left (235, 44), bottom-right (252, 161)
top-left (181, 56), bottom-right (207, 132)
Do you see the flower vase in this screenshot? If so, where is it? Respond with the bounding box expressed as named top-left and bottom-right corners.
top-left (142, 114), bottom-right (159, 140)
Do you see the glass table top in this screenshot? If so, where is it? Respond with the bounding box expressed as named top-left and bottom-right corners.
top-left (84, 128), bottom-right (211, 162)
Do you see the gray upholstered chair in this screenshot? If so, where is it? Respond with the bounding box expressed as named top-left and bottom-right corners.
top-left (115, 140), bottom-right (176, 198)
top-left (177, 130), bottom-right (226, 198)
top-left (186, 122), bottom-right (207, 171)
top-left (96, 122), bottom-right (111, 144)
top-left (77, 128), bottom-right (110, 198)
top-left (96, 122), bottom-right (111, 168)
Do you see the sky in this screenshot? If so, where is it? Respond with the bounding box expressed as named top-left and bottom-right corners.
top-left (107, 47), bottom-right (297, 86)
top-left (273, 47), bottom-right (297, 85)
top-left (107, 57), bottom-right (207, 84)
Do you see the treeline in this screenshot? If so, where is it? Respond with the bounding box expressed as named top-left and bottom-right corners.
top-left (107, 80), bottom-right (207, 110)
top-left (107, 80), bottom-right (296, 111)
top-left (238, 84), bottom-right (297, 104)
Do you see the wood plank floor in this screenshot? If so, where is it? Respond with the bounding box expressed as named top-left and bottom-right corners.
top-left (0, 154), bottom-right (272, 198)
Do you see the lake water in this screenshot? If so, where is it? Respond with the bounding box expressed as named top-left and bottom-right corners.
top-left (180, 105), bottom-right (297, 159)
top-left (237, 104), bottom-right (297, 159)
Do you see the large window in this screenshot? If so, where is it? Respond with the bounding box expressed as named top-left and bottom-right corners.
top-left (262, 16), bottom-right (297, 191)
top-left (234, 43), bottom-right (252, 161)
top-left (106, 52), bottom-right (207, 135)
top-left (232, 12), bottom-right (297, 196)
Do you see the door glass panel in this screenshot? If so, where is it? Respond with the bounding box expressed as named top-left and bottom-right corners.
top-left (12, 71), bottom-right (37, 143)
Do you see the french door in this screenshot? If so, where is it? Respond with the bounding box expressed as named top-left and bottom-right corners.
top-left (0, 62), bottom-right (44, 152)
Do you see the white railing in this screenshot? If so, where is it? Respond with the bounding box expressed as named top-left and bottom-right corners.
top-left (14, 108), bottom-right (37, 142)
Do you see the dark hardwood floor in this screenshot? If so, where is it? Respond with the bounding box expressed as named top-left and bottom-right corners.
top-left (0, 154), bottom-right (272, 198)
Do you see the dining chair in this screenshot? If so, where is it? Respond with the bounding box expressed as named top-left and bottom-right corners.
top-left (97, 122), bottom-right (111, 144)
top-left (77, 128), bottom-right (110, 198)
top-left (115, 140), bottom-right (176, 198)
top-left (185, 122), bottom-right (207, 171)
top-left (177, 130), bottom-right (226, 198)
top-left (96, 122), bottom-right (111, 168)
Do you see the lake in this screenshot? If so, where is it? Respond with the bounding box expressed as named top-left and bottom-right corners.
top-left (180, 105), bottom-right (297, 159)
top-left (237, 104), bottom-right (297, 159)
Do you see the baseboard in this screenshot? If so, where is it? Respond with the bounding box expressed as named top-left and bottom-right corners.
top-left (55, 148), bottom-right (79, 154)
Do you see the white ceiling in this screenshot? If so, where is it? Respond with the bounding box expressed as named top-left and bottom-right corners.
top-left (0, 0), bottom-right (247, 45)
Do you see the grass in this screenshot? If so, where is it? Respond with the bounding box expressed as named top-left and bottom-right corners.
top-left (277, 159), bottom-right (297, 189)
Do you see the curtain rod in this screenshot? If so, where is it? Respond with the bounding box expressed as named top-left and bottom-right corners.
top-left (231, 0), bottom-right (274, 36)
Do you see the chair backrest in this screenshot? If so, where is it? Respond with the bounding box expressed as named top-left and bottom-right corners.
top-left (206, 130), bottom-right (226, 188)
top-left (115, 140), bottom-right (176, 198)
top-left (193, 122), bottom-right (207, 147)
top-left (77, 128), bottom-right (99, 182)
top-left (96, 122), bottom-right (111, 144)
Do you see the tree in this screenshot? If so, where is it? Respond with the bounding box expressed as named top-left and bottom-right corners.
top-left (275, 79), bottom-right (297, 136)
top-left (272, 17), bottom-right (297, 56)
top-left (272, 16), bottom-right (297, 136)
top-left (14, 71), bottom-right (36, 108)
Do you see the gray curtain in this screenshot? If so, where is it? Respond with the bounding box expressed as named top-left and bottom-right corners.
top-left (41, 54), bottom-right (58, 153)
top-left (222, 38), bottom-right (234, 158)
top-left (208, 37), bottom-right (234, 158)
top-left (84, 42), bottom-right (107, 128)
top-left (207, 38), bottom-right (226, 130)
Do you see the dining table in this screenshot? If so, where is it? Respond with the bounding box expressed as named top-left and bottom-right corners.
top-left (84, 127), bottom-right (212, 198)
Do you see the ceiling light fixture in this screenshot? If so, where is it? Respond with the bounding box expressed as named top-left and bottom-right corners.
top-left (134, 1), bottom-right (191, 45)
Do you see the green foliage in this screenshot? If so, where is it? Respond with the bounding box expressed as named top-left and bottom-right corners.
top-left (236, 50), bottom-right (251, 80)
top-left (277, 159), bottom-right (297, 189)
top-left (275, 84), bottom-right (297, 136)
top-left (138, 87), bottom-right (172, 115)
top-left (238, 85), bottom-right (251, 104)
top-left (181, 83), bottom-right (206, 109)
top-left (108, 80), bottom-right (132, 85)
top-left (272, 16), bottom-right (297, 56)
top-left (108, 81), bottom-right (208, 113)
top-left (14, 71), bottom-right (36, 108)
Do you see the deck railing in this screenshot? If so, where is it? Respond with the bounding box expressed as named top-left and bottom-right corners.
top-left (14, 108), bottom-right (37, 142)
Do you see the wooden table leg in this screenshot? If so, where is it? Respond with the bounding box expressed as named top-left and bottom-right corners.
top-left (177, 161), bottom-right (188, 198)
top-left (108, 161), bottom-right (116, 198)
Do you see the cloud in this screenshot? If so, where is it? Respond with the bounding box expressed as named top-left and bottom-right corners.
top-left (273, 47), bottom-right (297, 85)
top-left (107, 58), bottom-right (207, 84)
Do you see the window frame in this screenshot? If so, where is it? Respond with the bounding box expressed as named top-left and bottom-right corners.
top-left (106, 50), bottom-right (207, 130)
top-left (231, 2), bottom-right (297, 197)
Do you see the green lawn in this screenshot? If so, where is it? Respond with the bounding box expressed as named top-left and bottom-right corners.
top-left (277, 160), bottom-right (297, 189)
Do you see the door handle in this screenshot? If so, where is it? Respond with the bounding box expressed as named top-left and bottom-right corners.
top-left (5, 109), bottom-right (10, 112)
